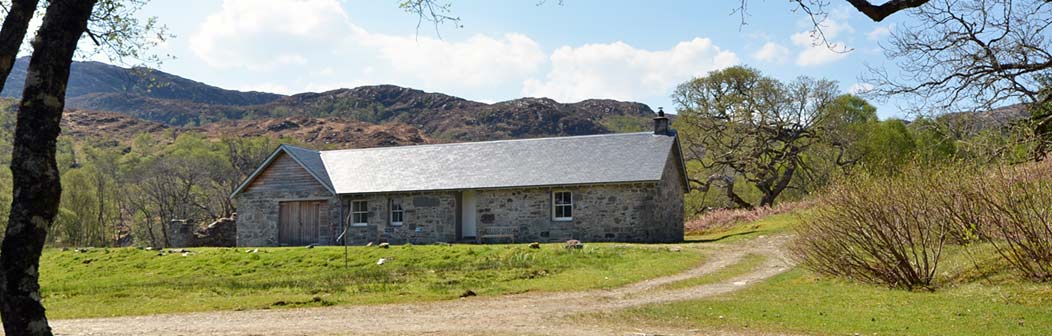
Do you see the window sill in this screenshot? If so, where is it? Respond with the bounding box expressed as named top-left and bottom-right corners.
top-left (390, 223), bottom-right (403, 226)
top-left (351, 223), bottom-right (368, 227)
top-left (553, 218), bottom-right (573, 222)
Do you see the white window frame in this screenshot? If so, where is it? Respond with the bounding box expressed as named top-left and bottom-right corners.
top-left (552, 191), bottom-right (573, 221)
top-left (390, 199), bottom-right (404, 226)
top-left (350, 200), bottom-right (369, 227)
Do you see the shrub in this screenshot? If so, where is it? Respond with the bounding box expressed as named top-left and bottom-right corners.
top-left (964, 161), bottom-right (1052, 281)
top-left (793, 159), bottom-right (1052, 288)
top-left (791, 167), bottom-right (954, 290)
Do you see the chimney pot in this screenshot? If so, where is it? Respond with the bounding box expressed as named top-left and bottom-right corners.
top-left (653, 107), bottom-right (671, 136)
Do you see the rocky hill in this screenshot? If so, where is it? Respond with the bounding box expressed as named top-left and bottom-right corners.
top-left (2, 57), bottom-right (283, 107)
top-left (59, 109), bottom-right (432, 148)
top-left (4, 59), bottom-right (662, 145)
top-left (245, 86), bottom-right (657, 141)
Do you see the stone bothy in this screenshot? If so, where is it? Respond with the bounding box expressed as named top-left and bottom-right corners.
top-left (230, 116), bottom-right (689, 246)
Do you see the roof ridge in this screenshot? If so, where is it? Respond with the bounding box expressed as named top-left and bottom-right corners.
top-left (279, 143), bottom-right (319, 153)
top-left (319, 132), bottom-right (656, 155)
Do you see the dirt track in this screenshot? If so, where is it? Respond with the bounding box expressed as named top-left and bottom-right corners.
top-left (52, 235), bottom-right (794, 336)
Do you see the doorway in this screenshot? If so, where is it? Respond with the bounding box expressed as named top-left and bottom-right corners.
top-left (278, 200), bottom-right (327, 246)
top-left (460, 191), bottom-right (477, 239)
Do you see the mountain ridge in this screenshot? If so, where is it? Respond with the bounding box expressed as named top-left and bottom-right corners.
top-left (1, 58), bottom-right (662, 144)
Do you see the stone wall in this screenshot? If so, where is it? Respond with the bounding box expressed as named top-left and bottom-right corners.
top-left (166, 220), bottom-right (194, 248)
top-left (474, 183), bottom-right (671, 243)
top-left (645, 149), bottom-right (686, 242)
top-left (337, 192), bottom-right (459, 245)
top-left (165, 216), bottom-right (239, 248)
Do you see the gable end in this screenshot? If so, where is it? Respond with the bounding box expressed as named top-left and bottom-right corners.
top-left (230, 146), bottom-right (336, 198)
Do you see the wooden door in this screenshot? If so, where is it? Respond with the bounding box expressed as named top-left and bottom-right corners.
top-left (278, 200), bottom-right (327, 245)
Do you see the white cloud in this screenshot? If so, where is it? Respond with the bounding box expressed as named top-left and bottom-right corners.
top-left (752, 42), bottom-right (789, 64)
top-left (849, 82), bottom-right (875, 94)
top-left (791, 16), bottom-right (854, 67)
top-left (192, 0), bottom-right (737, 105)
top-left (190, 0), bottom-right (349, 70)
top-left (191, 0), bottom-right (546, 93)
top-left (522, 38), bottom-right (739, 103)
top-left (867, 24), bottom-right (894, 40)
top-left (349, 28), bottom-right (546, 88)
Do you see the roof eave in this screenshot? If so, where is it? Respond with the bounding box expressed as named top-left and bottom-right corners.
top-left (332, 179), bottom-right (663, 196)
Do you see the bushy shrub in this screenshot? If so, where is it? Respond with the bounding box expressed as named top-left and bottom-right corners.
top-left (793, 159), bottom-right (1052, 288)
top-left (964, 161), bottom-right (1052, 281)
top-left (792, 167), bottom-right (954, 290)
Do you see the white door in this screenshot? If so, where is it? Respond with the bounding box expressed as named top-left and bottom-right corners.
top-left (461, 191), bottom-right (477, 238)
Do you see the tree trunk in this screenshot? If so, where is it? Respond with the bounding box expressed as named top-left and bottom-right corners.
top-left (0, 1), bottom-right (97, 335)
top-left (760, 149), bottom-right (801, 207)
top-left (0, 0), bottom-right (40, 94)
top-left (695, 174), bottom-right (754, 209)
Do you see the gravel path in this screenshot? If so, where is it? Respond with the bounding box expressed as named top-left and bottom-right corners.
top-left (52, 235), bottom-right (794, 336)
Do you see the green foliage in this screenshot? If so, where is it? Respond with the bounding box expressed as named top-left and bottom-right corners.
top-left (856, 119), bottom-right (916, 175)
top-left (38, 243), bottom-right (701, 318)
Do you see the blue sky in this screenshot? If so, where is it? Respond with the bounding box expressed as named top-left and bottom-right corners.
top-left (131, 0), bottom-right (909, 119)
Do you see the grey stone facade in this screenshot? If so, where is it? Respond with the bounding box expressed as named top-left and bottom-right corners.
top-left (235, 192), bottom-right (338, 247)
top-left (325, 180), bottom-right (683, 245)
top-left (232, 135), bottom-right (687, 247)
top-left (233, 152), bottom-right (341, 247)
top-left (236, 173), bottom-right (685, 247)
top-left (338, 192), bottom-right (459, 245)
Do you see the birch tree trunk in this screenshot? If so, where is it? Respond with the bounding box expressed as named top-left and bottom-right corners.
top-left (0, 1), bottom-right (97, 334)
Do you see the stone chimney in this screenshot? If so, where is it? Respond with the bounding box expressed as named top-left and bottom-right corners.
top-left (653, 107), bottom-right (671, 136)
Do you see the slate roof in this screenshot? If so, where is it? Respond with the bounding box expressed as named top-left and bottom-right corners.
top-left (232, 132), bottom-right (686, 198)
top-left (319, 132), bottom-right (683, 194)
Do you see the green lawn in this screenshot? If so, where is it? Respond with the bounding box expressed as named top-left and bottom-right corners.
top-left (591, 208), bottom-right (1052, 336)
top-left (40, 243), bottom-right (703, 319)
top-left (604, 268), bottom-right (1052, 335)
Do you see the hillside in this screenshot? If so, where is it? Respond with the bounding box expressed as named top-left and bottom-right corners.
top-left (2, 59), bottom-right (659, 142)
top-left (2, 57), bottom-right (284, 107)
top-left (59, 109), bottom-right (432, 148)
top-left (247, 86), bottom-right (657, 141)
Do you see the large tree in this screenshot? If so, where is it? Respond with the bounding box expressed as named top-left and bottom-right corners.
top-left (865, 0), bottom-right (1052, 159)
top-left (0, 1), bottom-right (164, 334)
top-left (674, 66), bottom-right (839, 208)
top-left (1, 2), bottom-right (98, 333)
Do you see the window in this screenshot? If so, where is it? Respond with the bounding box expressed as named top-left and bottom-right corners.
top-left (390, 199), bottom-right (404, 226)
top-left (351, 200), bottom-right (368, 226)
top-left (552, 191), bottom-right (573, 221)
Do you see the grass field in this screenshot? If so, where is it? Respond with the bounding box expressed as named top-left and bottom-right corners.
top-left (588, 208), bottom-right (1052, 336)
top-left (603, 269), bottom-right (1052, 335)
top-left (40, 242), bottom-right (702, 319)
